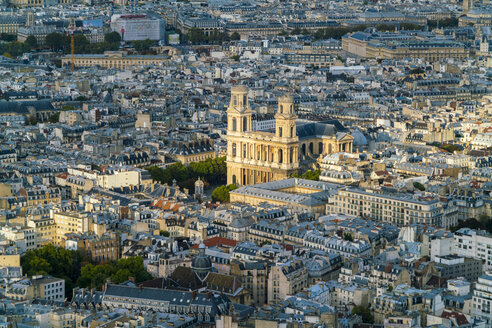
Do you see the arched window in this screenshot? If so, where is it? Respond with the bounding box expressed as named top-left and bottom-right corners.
top-left (243, 117), bottom-right (248, 131)
top-left (243, 95), bottom-right (247, 106)
top-left (290, 126), bottom-right (294, 137)
top-left (319, 142), bottom-right (323, 154)
top-left (279, 127), bottom-right (283, 137)
top-left (290, 148), bottom-right (294, 163)
top-left (232, 118), bottom-right (237, 131)
top-left (233, 96), bottom-right (237, 106)
top-left (232, 143), bottom-right (236, 157)
top-left (243, 144), bottom-right (247, 158)
top-left (278, 149), bottom-right (283, 163)
top-left (280, 105), bottom-right (283, 113)
top-left (309, 142), bottom-right (313, 154)
top-left (328, 144), bottom-right (332, 153)
top-left (301, 144), bottom-right (306, 156)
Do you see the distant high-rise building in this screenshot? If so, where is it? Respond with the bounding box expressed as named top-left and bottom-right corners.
top-left (110, 14), bottom-right (165, 41)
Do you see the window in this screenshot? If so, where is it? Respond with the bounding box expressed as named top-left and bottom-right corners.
top-left (279, 127), bottom-right (283, 137)
top-left (243, 117), bottom-right (248, 132)
top-left (232, 143), bottom-right (236, 157)
top-left (232, 118), bottom-right (237, 131)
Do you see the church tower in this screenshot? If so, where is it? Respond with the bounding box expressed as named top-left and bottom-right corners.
top-left (227, 85), bottom-right (253, 134)
top-left (275, 94), bottom-right (297, 139)
top-left (274, 94), bottom-right (299, 173)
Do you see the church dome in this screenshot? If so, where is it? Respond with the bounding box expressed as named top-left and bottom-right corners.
top-left (192, 243), bottom-right (212, 280)
top-left (351, 129), bottom-right (368, 146)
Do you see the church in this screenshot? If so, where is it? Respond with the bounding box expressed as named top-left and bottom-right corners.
top-left (226, 86), bottom-right (354, 186)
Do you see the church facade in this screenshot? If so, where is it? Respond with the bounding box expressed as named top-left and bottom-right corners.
top-left (226, 86), bottom-right (354, 186)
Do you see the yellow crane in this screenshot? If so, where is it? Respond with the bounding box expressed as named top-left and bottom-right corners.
top-left (67, 20), bottom-right (75, 71)
top-left (70, 32), bottom-right (74, 71)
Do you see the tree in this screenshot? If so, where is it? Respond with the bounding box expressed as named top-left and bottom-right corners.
top-left (159, 230), bottom-right (170, 237)
top-left (352, 306), bottom-right (374, 324)
top-left (45, 32), bottom-right (70, 51)
top-left (76, 257), bottom-right (152, 290)
top-left (291, 170), bottom-right (321, 181)
top-left (413, 181), bottom-right (425, 191)
top-left (343, 232), bottom-right (354, 242)
top-left (146, 156), bottom-right (227, 188)
top-left (212, 184), bottom-right (238, 203)
top-left (0, 33), bottom-right (16, 42)
top-left (24, 35), bottom-right (38, 49)
top-left (408, 67), bottom-right (425, 75)
top-left (230, 32), bottom-right (240, 40)
top-left (450, 218), bottom-right (484, 233)
top-left (74, 34), bottom-right (90, 53)
top-left (49, 112), bottom-right (60, 123)
top-left (186, 28), bottom-right (206, 44)
top-left (231, 55), bottom-right (240, 61)
top-left (21, 245), bottom-right (84, 298)
top-left (440, 144), bottom-right (461, 153)
top-left (61, 105), bottom-right (76, 111)
top-left (387, 285), bottom-right (393, 292)
top-left (291, 27), bottom-right (301, 35)
top-left (133, 39), bottom-right (154, 52)
top-left (104, 31), bottom-right (121, 44)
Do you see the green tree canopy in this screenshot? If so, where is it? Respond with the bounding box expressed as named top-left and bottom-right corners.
top-left (352, 306), bottom-right (374, 324)
top-left (133, 38), bottom-right (154, 52)
top-left (146, 157), bottom-right (227, 189)
top-left (24, 35), bottom-right (38, 49)
top-left (413, 181), bottom-right (425, 191)
top-left (21, 244), bottom-right (84, 297)
top-left (212, 184), bottom-right (238, 203)
top-left (159, 230), bottom-right (170, 237)
top-left (76, 257), bottom-right (152, 290)
top-left (104, 31), bottom-right (122, 44)
top-left (45, 32), bottom-right (70, 51)
top-left (186, 28), bottom-right (206, 44)
top-left (291, 170), bottom-right (321, 181)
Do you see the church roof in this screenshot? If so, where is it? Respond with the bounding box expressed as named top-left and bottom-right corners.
top-left (296, 120), bottom-right (347, 140)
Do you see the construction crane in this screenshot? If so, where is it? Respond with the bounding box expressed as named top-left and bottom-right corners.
top-left (70, 32), bottom-right (75, 71)
top-left (68, 20), bottom-right (75, 71)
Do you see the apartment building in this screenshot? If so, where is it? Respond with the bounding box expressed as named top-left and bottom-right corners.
top-left (27, 217), bottom-right (56, 248)
top-left (5, 276), bottom-right (65, 302)
top-left (332, 283), bottom-right (370, 310)
top-left (67, 233), bottom-right (121, 263)
top-left (267, 260), bottom-right (308, 304)
top-left (369, 263), bottom-right (411, 296)
top-left (453, 228), bottom-right (492, 271)
top-left (473, 272), bottom-right (492, 328)
top-left (52, 212), bottom-right (90, 246)
top-left (0, 225), bottom-right (36, 253)
top-left (330, 187), bottom-right (456, 228)
top-left (230, 260), bottom-right (268, 306)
